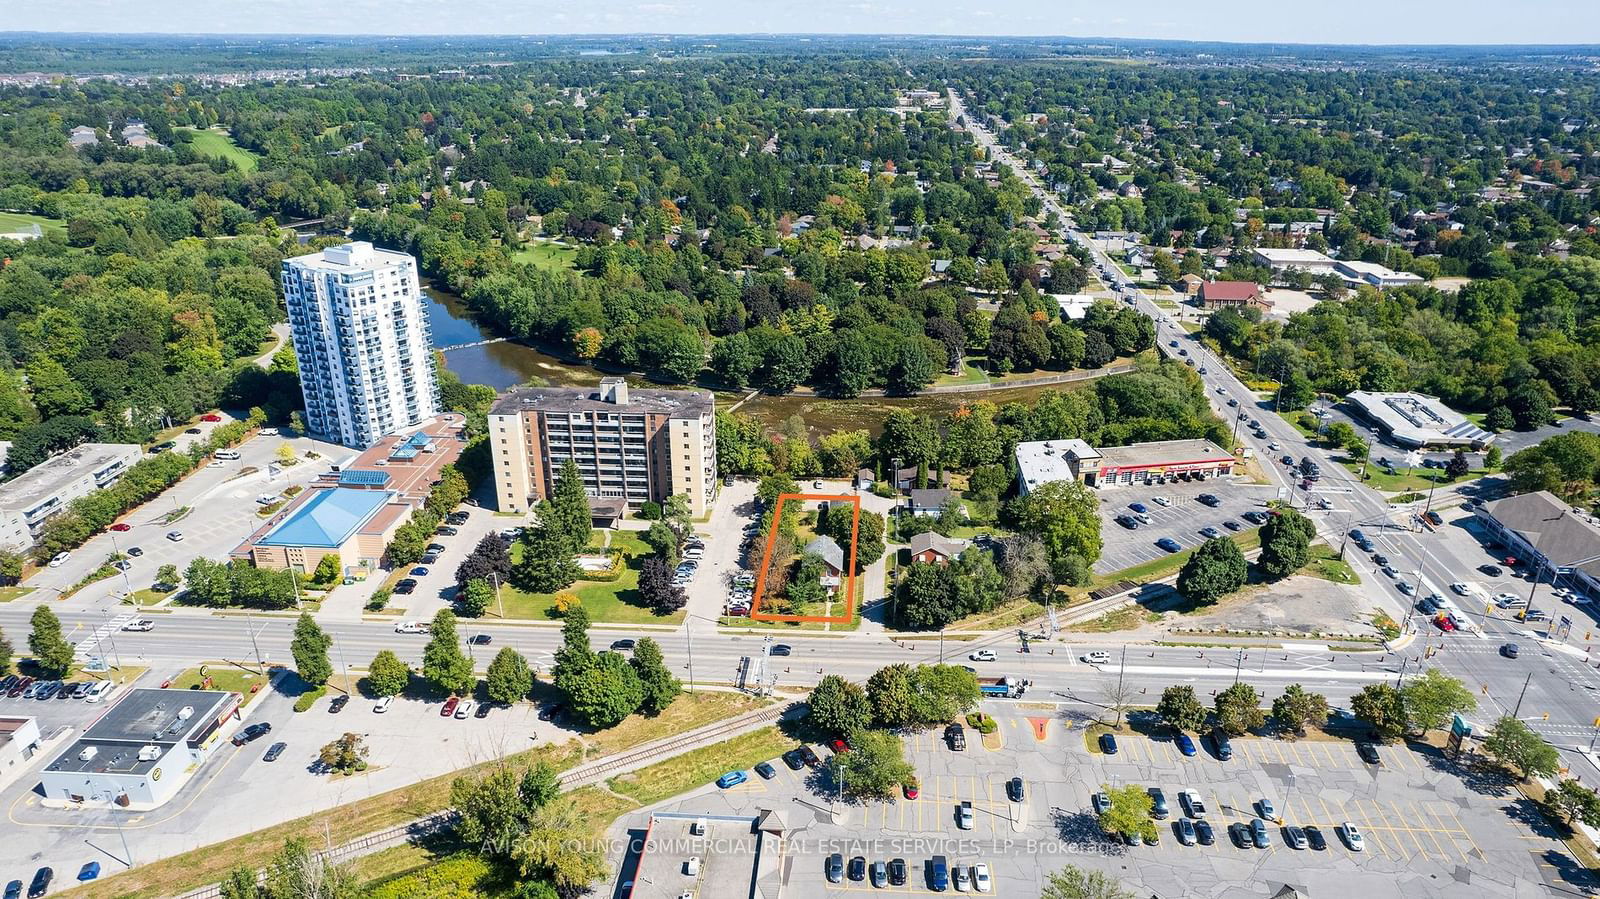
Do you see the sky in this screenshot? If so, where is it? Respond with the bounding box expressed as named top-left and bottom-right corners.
top-left (6, 0), bottom-right (1600, 46)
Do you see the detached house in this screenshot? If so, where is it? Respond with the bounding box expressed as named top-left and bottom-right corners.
top-left (908, 532), bottom-right (969, 565)
top-left (804, 536), bottom-right (846, 595)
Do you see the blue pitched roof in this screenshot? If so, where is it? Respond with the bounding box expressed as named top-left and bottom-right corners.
top-left (257, 488), bottom-right (394, 548)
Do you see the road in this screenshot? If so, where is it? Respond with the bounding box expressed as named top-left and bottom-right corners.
top-left (947, 87), bottom-right (1600, 746)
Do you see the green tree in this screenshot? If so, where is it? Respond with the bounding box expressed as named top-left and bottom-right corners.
top-left (629, 637), bottom-right (680, 715)
top-left (27, 605), bottom-right (73, 678)
top-left (866, 663), bottom-right (915, 728)
top-left (155, 563), bottom-right (180, 589)
top-left (1483, 715), bottom-right (1559, 780)
top-left (1271, 684), bottom-right (1330, 737)
top-left (510, 797), bottom-right (608, 894)
top-left (908, 664), bottom-right (981, 725)
top-left (317, 732), bottom-right (369, 774)
top-left (828, 729), bottom-right (915, 799)
top-left (1351, 683), bottom-right (1407, 742)
top-left (1485, 445), bottom-right (1503, 469)
top-left (290, 612), bottom-right (333, 687)
top-left (1156, 685), bottom-right (1207, 733)
top-left (567, 652), bottom-right (643, 729)
top-left (1213, 682), bottom-right (1265, 736)
top-left (543, 459), bottom-right (593, 553)
top-left (261, 837), bottom-right (355, 899)
top-left (1258, 507), bottom-right (1314, 579)
top-left (1009, 479), bottom-right (1102, 578)
top-left (551, 605), bottom-right (597, 694)
top-left (1097, 783), bottom-right (1155, 842)
top-left (218, 867), bottom-right (259, 899)
top-left (366, 650), bottom-right (410, 697)
top-left (422, 609), bottom-right (475, 696)
top-left (460, 578), bottom-right (495, 618)
top-left (310, 553), bottom-right (341, 587)
top-left (1176, 537), bottom-right (1247, 604)
top-left (1400, 669), bottom-right (1476, 735)
top-left (485, 646), bottom-right (534, 706)
top-left (1040, 865), bottom-right (1136, 899)
top-left (1445, 449), bottom-right (1470, 480)
top-left (1548, 780), bottom-right (1600, 830)
top-left (0, 627), bottom-right (10, 675)
top-left (807, 674), bottom-right (872, 738)
top-left (451, 760), bottom-right (562, 861)
top-left (516, 521), bottom-right (582, 594)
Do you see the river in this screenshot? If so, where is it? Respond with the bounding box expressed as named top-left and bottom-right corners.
top-left (424, 283), bottom-right (1085, 437)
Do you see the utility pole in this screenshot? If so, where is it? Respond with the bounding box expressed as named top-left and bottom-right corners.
top-left (1234, 647), bottom-right (1244, 684)
top-left (1512, 671), bottom-right (1533, 719)
top-left (685, 623), bottom-right (697, 693)
top-left (242, 607), bottom-right (265, 674)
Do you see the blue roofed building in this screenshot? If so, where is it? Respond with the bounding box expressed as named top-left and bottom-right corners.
top-left (237, 487), bottom-right (409, 572)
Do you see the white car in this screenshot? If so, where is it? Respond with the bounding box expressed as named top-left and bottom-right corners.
top-left (48, 551), bottom-right (70, 568)
top-left (1338, 821), bottom-right (1365, 851)
top-left (1450, 582), bottom-right (1472, 596)
top-left (1494, 593), bottom-right (1527, 608)
top-left (1083, 651), bottom-right (1110, 665)
top-left (1152, 496), bottom-right (1172, 507)
top-left (166, 531), bottom-right (184, 542)
top-left (121, 619), bottom-right (154, 632)
top-left (957, 801), bottom-right (974, 830)
top-left (394, 621), bottom-right (425, 634)
top-left (374, 695), bottom-right (395, 713)
top-left (953, 865), bottom-right (971, 891)
top-left (969, 649), bottom-right (996, 662)
top-left (259, 427), bottom-right (279, 436)
top-left (971, 863), bottom-right (992, 893)
top-left (454, 700), bottom-right (475, 719)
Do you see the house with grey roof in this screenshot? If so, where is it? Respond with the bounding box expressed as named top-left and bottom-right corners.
top-left (803, 535), bottom-right (845, 592)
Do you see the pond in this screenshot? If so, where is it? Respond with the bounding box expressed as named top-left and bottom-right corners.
top-left (424, 281), bottom-right (1087, 437)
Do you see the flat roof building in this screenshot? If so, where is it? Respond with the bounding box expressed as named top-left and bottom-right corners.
top-left (1345, 391), bottom-right (1492, 448)
top-left (0, 443), bottom-right (142, 551)
top-left (1250, 247), bottom-right (1338, 275)
top-left (38, 687), bottom-right (239, 808)
top-left (0, 717), bottom-right (43, 791)
top-left (490, 378), bottom-right (717, 518)
top-left (232, 415), bottom-right (465, 572)
top-left (624, 811), bottom-right (785, 899)
top-left (1016, 437), bottom-right (1234, 492)
top-left (1051, 294), bottom-right (1097, 320)
top-left (1334, 260), bottom-right (1425, 288)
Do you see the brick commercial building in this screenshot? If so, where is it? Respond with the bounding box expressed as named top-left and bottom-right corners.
top-left (1197, 280), bottom-right (1270, 311)
top-left (489, 378), bottom-right (717, 518)
top-left (232, 415), bottom-right (465, 573)
top-left (1016, 438), bottom-right (1236, 492)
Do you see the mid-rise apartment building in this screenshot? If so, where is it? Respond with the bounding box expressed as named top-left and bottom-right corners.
top-left (489, 378), bottom-right (717, 518)
top-left (0, 443), bottom-right (142, 550)
top-left (281, 241), bottom-right (440, 448)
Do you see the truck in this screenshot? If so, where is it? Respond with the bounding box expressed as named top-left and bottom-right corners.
top-left (978, 676), bottom-right (1030, 698)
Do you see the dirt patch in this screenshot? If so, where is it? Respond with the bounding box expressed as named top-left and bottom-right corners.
top-left (1096, 575), bottom-right (1384, 642)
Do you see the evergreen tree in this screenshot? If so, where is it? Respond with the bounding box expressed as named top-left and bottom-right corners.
top-left (551, 605), bottom-right (597, 695)
top-left (422, 609), bottom-right (475, 696)
top-left (290, 612), bottom-right (333, 687)
top-left (516, 521), bottom-right (583, 594)
top-left (459, 578), bottom-right (495, 618)
top-left (629, 637), bottom-right (681, 714)
top-left (545, 459), bottom-right (593, 553)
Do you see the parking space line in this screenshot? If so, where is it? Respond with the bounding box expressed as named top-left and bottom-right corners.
top-left (1443, 806), bottom-right (1483, 860)
top-left (1335, 798), bottom-right (1390, 860)
top-left (1408, 800), bottom-right (1452, 860)
top-left (1383, 800), bottom-right (1430, 861)
top-left (1423, 802), bottom-right (1470, 863)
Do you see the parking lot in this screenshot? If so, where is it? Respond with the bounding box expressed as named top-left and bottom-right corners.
top-left (1094, 480), bottom-right (1279, 575)
top-left (611, 708), bottom-right (1589, 897)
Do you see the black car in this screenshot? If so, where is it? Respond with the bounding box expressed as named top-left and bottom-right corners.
top-left (1357, 742), bottom-right (1381, 765)
top-left (1372, 553), bottom-right (1389, 567)
top-left (1229, 822), bottom-right (1252, 848)
top-left (1480, 564), bottom-right (1503, 577)
top-left (436, 526), bottom-right (459, 537)
top-left (1222, 520), bottom-right (1242, 531)
top-left (945, 723), bottom-right (967, 751)
top-left (825, 853), bottom-right (844, 884)
top-left (754, 761), bottom-right (777, 780)
top-left (888, 858), bottom-right (908, 886)
top-left (1211, 728), bottom-right (1233, 760)
top-left (1197, 493), bottom-right (1220, 507)
top-left (1305, 825), bottom-right (1327, 850)
top-left (848, 856), bottom-right (866, 882)
top-left (263, 741), bottom-right (287, 762)
top-left (782, 748), bottom-right (807, 770)
top-left (610, 639), bottom-right (636, 651)
top-left (1194, 819), bottom-right (1215, 845)
top-left (537, 702), bottom-right (565, 721)
top-left (1100, 732), bottom-right (1119, 755)
top-left (328, 694), bottom-right (349, 714)
top-left (474, 702), bottom-right (493, 719)
top-left (798, 745), bottom-right (820, 767)
top-left (26, 869), bottom-right (50, 899)
top-left (468, 634), bottom-right (492, 645)
top-left (1148, 787), bottom-right (1169, 819)
top-left (1115, 515), bottom-right (1140, 530)
top-left (394, 579), bottom-right (418, 595)
top-left (0, 675), bottom-right (15, 692)
top-left (419, 553), bottom-right (439, 565)
top-left (233, 722), bottom-right (272, 746)
top-left (4, 879), bottom-right (20, 899)
top-left (770, 644), bottom-right (792, 656)
top-left (1007, 776), bottom-right (1025, 802)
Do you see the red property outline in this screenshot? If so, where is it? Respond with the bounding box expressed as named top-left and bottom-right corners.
top-left (748, 493), bottom-right (860, 623)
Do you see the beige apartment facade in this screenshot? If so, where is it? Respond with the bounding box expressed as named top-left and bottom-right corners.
top-left (489, 378), bottom-right (717, 518)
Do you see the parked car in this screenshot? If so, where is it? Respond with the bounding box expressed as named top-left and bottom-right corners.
top-left (1211, 729), bottom-right (1232, 760)
top-left (263, 741), bottom-right (287, 762)
top-left (1175, 734), bottom-right (1197, 757)
top-left (166, 530), bottom-right (184, 542)
top-left (1285, 825), bottom-right (1308, 849)
top-left (440, 697), bottom-right (460, 717)
top-left (1156, 537), bottom-right (1183, 552)
top-left (825, 853), bottom-right (844, 884)
top-left (328, 694), bottom-right (348, 714)
top-left (1149, 788), bottom-right (1169, 819)
top-left (126, 546), bottom-right (142, 557)
top-left (888, 858), bottom-right (907, 886)
top-left (1176, 817), bottom-right (1197, 845)
top-left (29, 868), bottom-right (53, 897)
top-left (956, 800), bottom-right (974, 830)
top-left (1338, 821), bottom-right (1365, 851)
top-left (1100, 733), bottom-right (1119, 755)
top-left (716, 770), bottom-right (747, 789)
top-left (1357, 742), bottom-right (1381, 765)
top-left (1194, 819), bottom-right (1215, 845)
top-left (1196, 493), bottom-right (1221, 506)
top-left (454, 700), bottom-right (475, 719)
top-left (1006, 776), bottom-right (1025, 802)
top-left (945, 723), bottom-right (967, 751)
top-left (232, 722), bottom-right (272, 746)
top-left (1256, 798), bottom-right (1276, 819)
top-left (754, 761), bottom-right (777, 780)
top-left (1305, 825), bottom-right (1327, 850)
top-left (374, 695), bottom-right (396, 714)
top-left (1229, 822), bottom-right (1252, 848)
top-left (1250, 818), bottom-right (1271, 848)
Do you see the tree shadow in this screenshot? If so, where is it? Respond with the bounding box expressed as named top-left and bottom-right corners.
top-left (1049, 807), bottom-right (1125, 856)
top-left (1421, 749), bottom-right (1516, 799)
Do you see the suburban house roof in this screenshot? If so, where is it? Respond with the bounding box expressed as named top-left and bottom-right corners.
top-left (804, 535), bottom-right (845, 573)
top-left (255, 488), bottom-right (395, 548)
top-left (908, 487), bottom-right (954, 510)
top-left (909, 532), bottom-right (968, 559)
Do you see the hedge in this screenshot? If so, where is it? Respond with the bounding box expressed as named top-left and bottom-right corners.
top-left (575, 547), bottom-right (626, 582)
top-left (292, 686), bottom-right (326, 712)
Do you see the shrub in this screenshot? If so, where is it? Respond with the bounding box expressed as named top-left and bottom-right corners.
top-left (576, 548), bottom-right (626, 582)
top-left (293, 685), bottom-right (327, 712)
top-left (965, 711), bottom-right (998, 734)
top-left (366, 586), bottom-right (393, 611)
top-left (637, 501), bottom-right (662, 520)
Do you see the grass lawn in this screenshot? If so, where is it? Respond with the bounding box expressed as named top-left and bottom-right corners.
top-left (180, 127), bottom-right (260, 172)
top-left (169, 662), bottom-right (273, 694)
top-left (933, 359), bottom-right (990, 388)
top-left (1302, 544), bottom-right (1360, 584)
top-left (0, 585), bottom-right (35, 602)
top-left (606, 725), bottom-right (796, 805)
top-left (0, 210), bottom-right (66, 237)
top-left (1083, 529), bottom-right (1264, 594)
top-left (1068, 606), bottom-right (1163, 633)
top-left (72, 691), bottom-right (768, 899)
top-left (498, 532), bottom-right (682, 625)
top-left (511, 241), bottom-right (579, 272)
top-left (127, 587), bottom-right (175, 606)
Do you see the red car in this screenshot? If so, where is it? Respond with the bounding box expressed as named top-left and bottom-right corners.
top-left (109, 523), bottom-right (131, 532)
top-left (1434, 615), bottom-right (1456, 632)
top-left (201, 413), bottom-right (222, 422)
top-left (903, 783), bottom-right (919, 800)
top-left (440, 697), bottom-right (460, 717)
top-left (827, 738), bottom-right (850, 754)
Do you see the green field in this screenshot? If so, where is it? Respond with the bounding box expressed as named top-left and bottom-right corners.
top-left (511, 241), bottom-right (579, 272)
top-left (0, 211), bottom-right (66, 237)
top-left (181, 127), bottom-right (260, 172)
top-left (497, 532), bottom-right (683, 624)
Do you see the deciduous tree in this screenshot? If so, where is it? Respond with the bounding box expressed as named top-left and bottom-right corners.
top-left (807, 675), bottom-right (871, 738)
top-left (1213, 682), bottom-right (1265, 736)
top-left (1271, 684), bottom-right (1330, 737)
top-left (1156, 685), bottom-right (1207, 733)
top-left (1483, 715), bottom-right (1559, 780)
top-left (366, 650), bottom-right (410, 697)
top-left (290, 612), bottom-right (333, 687)
top-left (1176, 537), bottom-right (1247, 604)
top-left (485, 646), bottom-right (533, 706)
top-left (422, 609), bottom-right (475, 696)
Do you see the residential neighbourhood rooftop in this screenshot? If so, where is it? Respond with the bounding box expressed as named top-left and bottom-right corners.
top-left (1014, 438), bottom-right (1101, 491)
